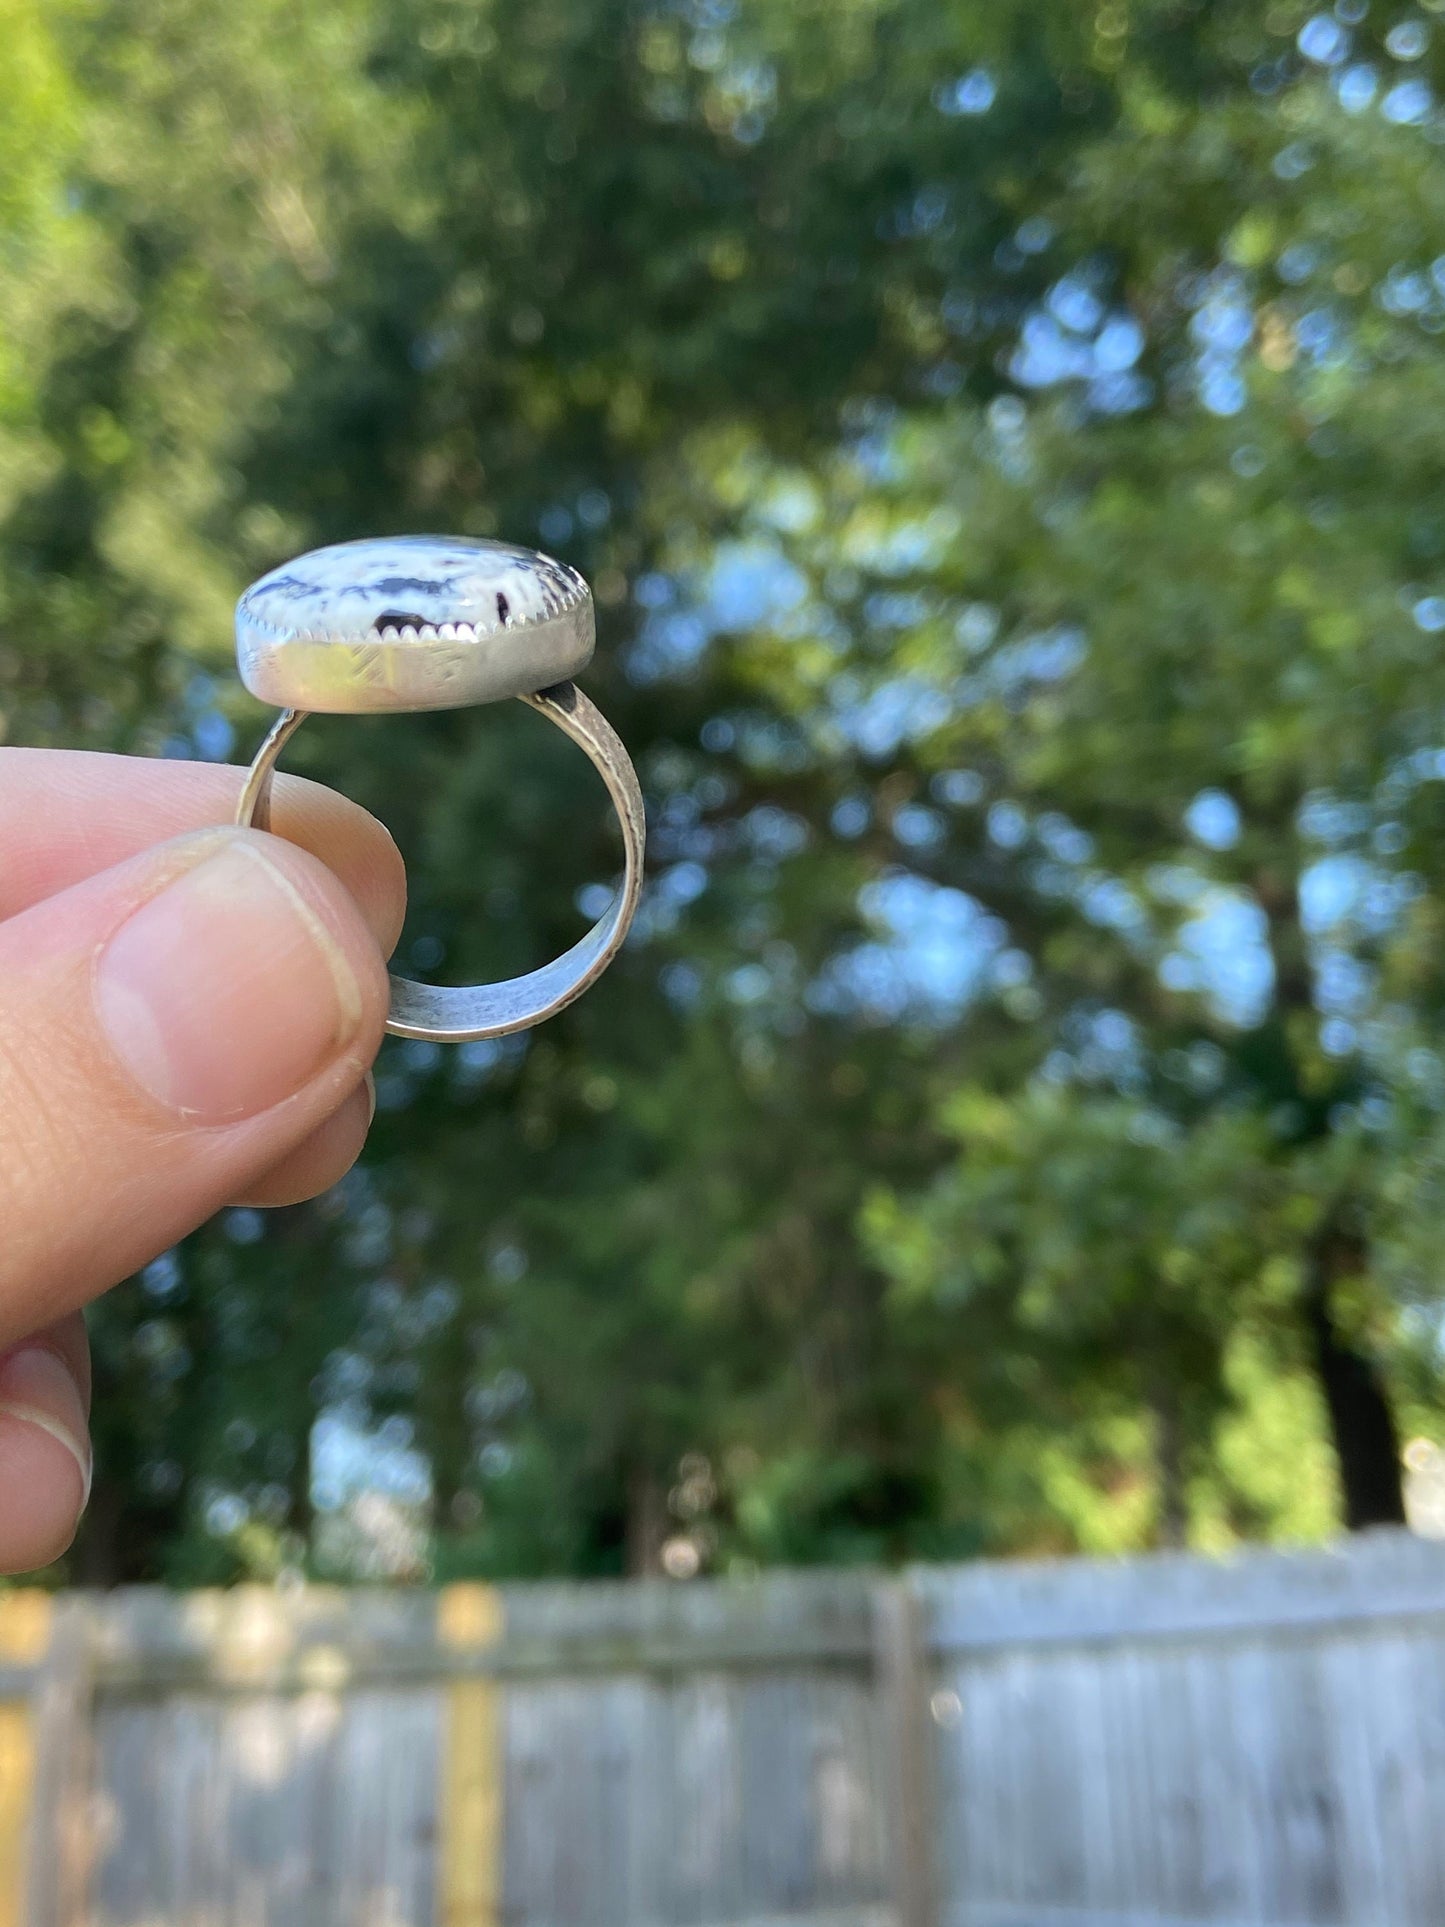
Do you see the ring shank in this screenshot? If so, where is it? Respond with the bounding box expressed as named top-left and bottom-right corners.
top-left (234, 682), bottom-right (646, 1041)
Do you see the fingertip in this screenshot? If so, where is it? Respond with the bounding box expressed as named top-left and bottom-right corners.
top-left (229, 1072), bottom-right (376, 1208)
top-left (0, 1347), bottom-right (90, 1574)
top-left (231, 828), bottom-right (394, 1055)
top-left (0, 825), bottom-right (391, 1329)
top-left (90, 828), bottom-right (390, 1128)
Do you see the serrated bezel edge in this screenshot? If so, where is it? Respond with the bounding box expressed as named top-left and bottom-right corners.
top-left (237, 603), bottom-right (589, 649)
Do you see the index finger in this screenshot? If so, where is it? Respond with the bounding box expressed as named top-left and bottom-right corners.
top-left (0, 748), bottom-right (406, 957)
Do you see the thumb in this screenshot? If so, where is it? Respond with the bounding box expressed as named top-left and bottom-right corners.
top-left (0, 825), bottom-right (390, 1347)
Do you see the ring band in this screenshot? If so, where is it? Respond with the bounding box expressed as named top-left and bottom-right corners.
top-left (235, 680), bottom-right (645, 1041)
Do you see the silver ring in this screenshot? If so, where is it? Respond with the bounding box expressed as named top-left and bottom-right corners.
top-left (232, 536), bottom-right (645, 1042)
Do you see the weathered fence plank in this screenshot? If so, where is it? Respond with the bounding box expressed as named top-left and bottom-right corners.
top-left (25, 1596), bottom-right (95, 1927)
top-left (873, 1580), bottom-right (938, 1927)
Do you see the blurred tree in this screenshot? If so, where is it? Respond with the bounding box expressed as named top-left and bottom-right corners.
top-left (3, 0), bottom-right (1444, 1580)
top-left (865, 1091), bottom-right (1326, 1548)
top-left (716, 6), bottom-right (1445, 1533)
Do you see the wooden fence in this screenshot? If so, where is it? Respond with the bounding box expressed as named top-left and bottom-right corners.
top-left (1, 1530), bottom-right (1444, 1926)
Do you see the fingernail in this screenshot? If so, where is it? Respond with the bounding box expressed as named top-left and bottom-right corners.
top-left (0, 1348), bottom-right (91, 1508)
top-left (364, 1070), bottom-right (377, 1126)
top-left (96, 835), bottom-right (364, 1122)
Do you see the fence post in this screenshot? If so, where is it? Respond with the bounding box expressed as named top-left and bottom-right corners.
top-left (26, 1595), bottom-right (96, 1927)
top-left (873, 1574), bottom-right (938, 1927)
top-left (0, 1593), bottom-right (51, 1927)
top-left (437, 1584), bottom-right (505, 1927)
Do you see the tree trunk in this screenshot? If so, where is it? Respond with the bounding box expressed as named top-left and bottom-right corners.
top-left (1303, 1223), bottom-right (1406, 1530)
top-left (624, 1465), bottom-right (669, 1576)
top-left (68, 1473), bottom-right (125, 1587)
top-left (1149, 1377), bottom-right (1189, 1549)
top-left (1263, 878), bottom-right (1408, 1533)
top-left (286, 1421), bottom-right (314, 1559)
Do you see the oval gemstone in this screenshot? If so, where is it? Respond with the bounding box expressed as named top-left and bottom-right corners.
top-left (236, 535), bottom-right (595, 714)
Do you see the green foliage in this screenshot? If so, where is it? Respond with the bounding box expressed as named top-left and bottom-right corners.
top-left (865, 1091), bottom-right (1312, 1545)
top-left (6, 0), bottom-right (1445, 1581)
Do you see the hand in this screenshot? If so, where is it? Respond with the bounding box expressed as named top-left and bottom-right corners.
top-left (0, 748), bottom-right (406, 1573)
